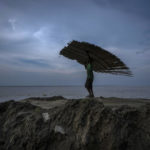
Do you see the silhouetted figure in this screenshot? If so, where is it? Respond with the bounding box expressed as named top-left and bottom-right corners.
top-left (85, 51), bottom-right (94, 97)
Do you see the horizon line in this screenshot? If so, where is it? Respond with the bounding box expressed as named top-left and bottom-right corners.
top-left (0, 85), bottom-right (150, 87)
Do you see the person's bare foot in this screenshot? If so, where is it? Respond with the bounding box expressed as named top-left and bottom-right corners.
top-left (86, 95), bottom-right (91, 98)
top-left (90, 94), bottom-right (94, 98)
top-left (86, 95), bottom-right (94, 98)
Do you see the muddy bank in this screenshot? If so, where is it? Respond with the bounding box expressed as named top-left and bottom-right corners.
top-left (0, 97), bottom-right (150, 150)
top-left (21, 96), bottom-right (150, 109)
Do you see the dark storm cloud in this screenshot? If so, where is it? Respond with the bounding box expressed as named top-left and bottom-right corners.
top-left (93, 0), bottom-right (150, 18)
top-left (92, 0), bottom-right (150, 53)
top-left (0, 0), bottom-right (150, 85)
top-left (16, 58), bottom-right (50, 68)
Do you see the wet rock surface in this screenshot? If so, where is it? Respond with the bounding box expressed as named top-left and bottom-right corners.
top-left (0, 98), bottom-right (150, 150)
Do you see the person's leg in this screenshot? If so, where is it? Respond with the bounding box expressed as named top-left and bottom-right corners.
top-left (89, 80), bottom-right (94, 97)
top-left (90, 88), bottom-right (94, 97)
top-left (87, 87), bottom-right (91, 96)
top-left (85, 79), bottom-right (91, 97)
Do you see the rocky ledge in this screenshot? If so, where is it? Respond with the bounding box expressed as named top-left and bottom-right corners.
top-left (0, 97), bottom-right (150, 150)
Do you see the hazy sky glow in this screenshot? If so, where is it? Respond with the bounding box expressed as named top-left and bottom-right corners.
top-left (0, 0), bottom-right (150, 86)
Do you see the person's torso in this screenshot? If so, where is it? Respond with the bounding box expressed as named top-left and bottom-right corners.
top-left (86, 63), bottom-right (94, 79)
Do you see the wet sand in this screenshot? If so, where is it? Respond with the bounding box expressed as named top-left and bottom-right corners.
top-left (20, 96), bottom-right (150, 109)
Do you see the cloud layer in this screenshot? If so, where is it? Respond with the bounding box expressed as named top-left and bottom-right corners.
top-left (0, 0), bottom-right (150, 85)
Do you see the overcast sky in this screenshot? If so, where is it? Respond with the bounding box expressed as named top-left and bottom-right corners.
top-left (0, 0), bottom-right (150, 86)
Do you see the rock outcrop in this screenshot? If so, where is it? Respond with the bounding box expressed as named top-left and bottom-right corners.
top-left (0, 98), bottom-right (150, 150)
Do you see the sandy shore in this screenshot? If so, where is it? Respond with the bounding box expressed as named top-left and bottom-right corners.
top-left (20, 96), bottom-right (150, 109)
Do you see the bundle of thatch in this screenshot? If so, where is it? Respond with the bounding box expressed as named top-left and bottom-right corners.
top-left (60, 40), bottom-right (132, 76)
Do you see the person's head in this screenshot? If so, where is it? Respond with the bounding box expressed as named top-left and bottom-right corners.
top-left (86, 58), bottom-right (93, 65)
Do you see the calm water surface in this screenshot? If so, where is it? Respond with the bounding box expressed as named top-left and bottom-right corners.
top-left (0, 86), bottom-right (150, 102)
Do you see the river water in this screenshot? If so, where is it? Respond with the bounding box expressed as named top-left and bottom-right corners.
top-left (0, 86), bottom-right (150, 102)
